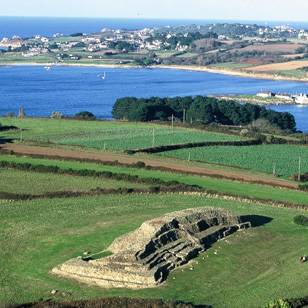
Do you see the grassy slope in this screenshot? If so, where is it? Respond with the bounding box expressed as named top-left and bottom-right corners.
top-left (0, 168), bottom-right (147, 195)
top-left (1, 154), bottom-right (308, 206)
top-left (1, 194), bottom-right (308, 307)
top-left (0, 118), bottom-right (241, 151)
top-left (161, 144), bottom-right (308, 178)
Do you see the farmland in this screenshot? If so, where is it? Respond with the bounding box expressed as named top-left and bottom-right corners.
top-left (0, 117), bottom-right (241, 151)
top-left (1, 193), bottom-right (308, 307)
top-left (161, 144), bottom-right (308, 178)
top-left (245, 60), bottom-right (308, 72)
top-left (1, 153), bottom-right (308, 208)
top-left (2, 116), bottom-right (308, 307)
top-left (2, 18), bottom-right (308, 308)
top-left (234, 43), bottom-right (304, 54)
top-left (0, 168), bottom-right (147, 195)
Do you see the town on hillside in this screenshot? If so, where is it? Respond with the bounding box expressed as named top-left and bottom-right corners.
top-left (0, 22), bottom-right (308, 80)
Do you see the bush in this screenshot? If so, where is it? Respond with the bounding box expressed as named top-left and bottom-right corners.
top-left (134, 161), bottom-right (146, 168)
top-left (293, 215), bottom-right (308, 226)
top-left (74, 111), bottom-right (96, 120)
top-left (265, 299), bottom-right (291, 308)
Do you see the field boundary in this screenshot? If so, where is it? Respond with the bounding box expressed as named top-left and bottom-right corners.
top-left (175, 191), bottom-right (308, 212)
top-left (3, 187), bottom-right (308, 212)
top-left (0, 144), bottom-right (298, 189)
top-left (125, 139), bottom-right (261, 154)
top-left (0, 185), bottom-right (202, 201)
top-left (0, 160), bottom-right (201, 191)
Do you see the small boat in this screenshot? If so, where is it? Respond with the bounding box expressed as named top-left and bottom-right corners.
top-left (98, 72), bottom-right (106, 80)
top-left (44, 66), bottom-right (51, 71)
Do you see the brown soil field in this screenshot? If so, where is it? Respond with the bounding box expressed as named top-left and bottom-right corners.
top-left (0, 143), bottom-right (297, 189)
top-left (235, 43), bottom-right (303, 53)
top-left (240, 58), bottom-right (271, 66)
top-left (245, 60), bottom-right (308, 72)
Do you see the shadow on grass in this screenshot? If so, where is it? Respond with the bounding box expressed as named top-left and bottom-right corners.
top-left (0, 136), bottom-right (14, 144)
top-left (10, 297), bottom-right (211, 308)
top-left (241, 215), bottom-right (273, 227)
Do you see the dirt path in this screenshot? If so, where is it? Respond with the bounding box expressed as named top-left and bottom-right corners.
top-left (0, 143), bottom-right (298, 189)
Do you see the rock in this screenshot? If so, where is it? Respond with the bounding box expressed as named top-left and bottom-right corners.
top-left (52, 207), bottom-right (252, 289)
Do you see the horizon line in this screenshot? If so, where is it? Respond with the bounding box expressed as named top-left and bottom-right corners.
top-left (0, 15), bottom-right (307, 24)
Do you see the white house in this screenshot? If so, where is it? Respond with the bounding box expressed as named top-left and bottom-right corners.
top-left (256, 91), bottom-right (274, 98)
top-left (295, 94), bottom-right (308, 104)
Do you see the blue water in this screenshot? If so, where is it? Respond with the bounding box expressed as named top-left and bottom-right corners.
top-left (0, 65), bottom-right (307, 130)
top-left (0, 17), bottom-right (308, 39)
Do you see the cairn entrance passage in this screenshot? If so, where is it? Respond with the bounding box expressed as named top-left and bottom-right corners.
top-left (52, 207), bottom-right (252, 289)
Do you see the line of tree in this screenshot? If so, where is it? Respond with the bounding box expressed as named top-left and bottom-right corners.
top-left (112, 96), bottom-right (296, 131)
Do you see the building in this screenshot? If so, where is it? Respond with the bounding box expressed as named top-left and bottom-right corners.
top-left (0, 37), bottom-right (23, 49)
top-left (298, 30), bottom-right (308, 40)
top-left (295, 94), bottom-right (308, 104)
top-left (275, 93), bottom-right (294, 101)
top-left (256, 91), bottom-right (275, 98)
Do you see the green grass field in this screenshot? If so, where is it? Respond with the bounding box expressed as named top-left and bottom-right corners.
top-left (0, 52), bottom-right (56, 64)
top-left (1, 193), bottom-right (308, 307)
top-left (0, 168), bottom-right (147, 195)
top-left (2, 117), bottom-right (308, 307)
top-left (161, 144), bottom-right (308, 178)
top-left (0, 118), bottom-right (241, 151)
top-left (1, 154), bottom-right (308, 207)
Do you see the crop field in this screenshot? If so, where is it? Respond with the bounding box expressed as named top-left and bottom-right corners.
top-left (1, 193), bottom-right (308, 307)
top-left (235, 43), bottom-right (303, 54)
top-left (2, 154), bottom-right (308, 206)
top-left (0, 118), bottom-right (241, 151)
top-left (245, 60), bottom-right (308, 72)
top-left (0, 168), bottom-right (147, 195)
top-left (161, 144), bottom-right (308, 178)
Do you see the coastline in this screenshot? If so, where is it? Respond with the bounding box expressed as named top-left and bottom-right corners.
top-left (157, 64), bottom-right (308, 83)
top-left (1, 61), bottom-right (308, 83)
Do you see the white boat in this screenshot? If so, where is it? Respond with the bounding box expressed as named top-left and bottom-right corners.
top-left (99, 72), bottom-right (106, 80)
top-left (44, 66), bottom-right (51, 71)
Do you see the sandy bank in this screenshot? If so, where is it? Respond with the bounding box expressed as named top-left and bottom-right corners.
top-left (1, 61), bottom-right (307, 83)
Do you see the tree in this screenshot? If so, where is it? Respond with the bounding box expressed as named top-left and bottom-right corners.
top-left (187, 96), bottom-right (215, 124)
top-left (111, 96), bottom-right (296, 131)
top-left (74, 111), bottom-right (96, 120)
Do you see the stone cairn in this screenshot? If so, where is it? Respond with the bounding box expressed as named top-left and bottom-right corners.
top-left (52, 207), bottom-right (251, 289)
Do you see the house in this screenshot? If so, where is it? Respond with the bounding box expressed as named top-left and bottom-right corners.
top-left (256, 91), bottom-right (275, 98)
top-left (298, 30), bottom-right (308, 40)
top-left (295, 94), bottom-right (308, 104)
top-left (0, 37), bottom-right (23, 49)
top-left (41, 37), bottom-right (49, 43)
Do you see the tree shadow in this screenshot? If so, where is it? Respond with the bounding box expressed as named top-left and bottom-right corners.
top-left (241, 215), bottom-right (273, 227)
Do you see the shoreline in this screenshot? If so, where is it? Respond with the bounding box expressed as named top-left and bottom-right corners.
top-left (157, 64), bottom-right (308, 83)
top-left (1, 61), bottom-right (308, 83)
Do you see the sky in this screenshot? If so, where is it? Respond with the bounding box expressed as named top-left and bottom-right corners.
top-left (1, 0), bottom-right (308, 22)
